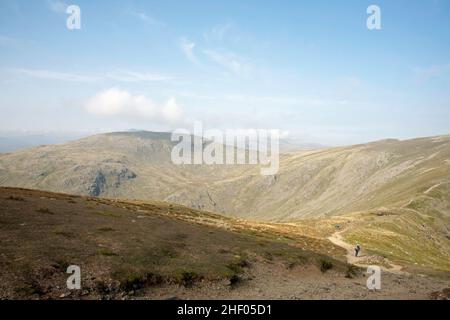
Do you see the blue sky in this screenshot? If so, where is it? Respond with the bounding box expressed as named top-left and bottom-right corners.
top-left (0, 0), bottom-right (449, 145)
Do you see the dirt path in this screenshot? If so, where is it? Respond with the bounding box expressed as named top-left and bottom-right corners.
top-left (424, 182), bottom-right (443, 194)
top-left (328, 230), bottom-right (406, 274)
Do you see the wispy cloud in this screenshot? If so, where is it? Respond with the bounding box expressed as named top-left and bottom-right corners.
top-left (180, 37), bottom-right (198, 64)
top-left (84, 88), bottom-right (184, 124)
top-left (129, 11), bottom-right (166, 27)
top-left (105, 70), bottom-right (172, 82)
top-left (412, 63), bottom-right (450, 83)
top-left (203, 23), bottom-right (233, 42)
top-left (341, 76), bottom-right (362, 89)
top-left (203, 49), bottom-right (250, 76)
top-left (11, 68), bottom-right (173, 83)
top-left (14, 69), bottom-right (99, 82)
top-left (177, 91), bottom-right (341, 107)
top-left (0, 35), bottom-right (16, 47)
top-left (47, 0), bottom-right (67, 14)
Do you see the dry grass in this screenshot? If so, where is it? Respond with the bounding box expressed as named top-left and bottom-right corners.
top-left (0, 187), bottom-right (346, 299)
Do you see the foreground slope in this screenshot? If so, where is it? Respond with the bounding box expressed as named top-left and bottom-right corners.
top-left (1, 187), bottom-right (448, 299)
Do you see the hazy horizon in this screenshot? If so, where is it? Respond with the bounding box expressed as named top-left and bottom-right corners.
top-left (1, 127), bottom-right (449, 154)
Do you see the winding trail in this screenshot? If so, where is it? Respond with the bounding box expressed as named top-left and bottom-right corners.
top-left (328, 230), bottom-right (407, 274)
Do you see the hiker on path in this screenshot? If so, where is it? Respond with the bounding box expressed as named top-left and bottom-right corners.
top-left (355, 244), bottom-right (361, 257)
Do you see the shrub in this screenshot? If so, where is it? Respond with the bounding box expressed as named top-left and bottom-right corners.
top-left (15, 274), bottom-right (44, 296)
top-left (226, 256), bottom-right (250, 274)
top-left (36, 207), bottom-right (54, 215)
top-left (95, 280), bottom-right (110, 294)
top-left (120, 272), bottom-right (162, 291)
top-left (7, 195), bottom-right (25, 201)
top-left (228, 274), bottom-right (241, 286)
top-left (97, 227), bottom-right (115, 232)
top-left (345, 265), bottom-right (359, 278)
top-left (113, 270), bottom-right (162, 292)
top-left (263, 251), bottom-right (273, 261)
top-left (51, 259), bottom-right (70, 271)
top-left (174, 270), bottom-right (201, 287)
top-left (97, 248), bottom-right (118, 256)
top-left (320, 260), bottom-right (333, 273)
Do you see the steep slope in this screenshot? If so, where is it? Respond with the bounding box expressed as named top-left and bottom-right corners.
top-left (226, 136), bottom-right (450, 220)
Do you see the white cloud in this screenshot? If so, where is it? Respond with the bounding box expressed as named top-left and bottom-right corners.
top-left (203, 49), bottom-right (250, 76)
top-left (84, 88), bottom-right (184, 124)
top-left (180, 38), bottom-right (198, 64)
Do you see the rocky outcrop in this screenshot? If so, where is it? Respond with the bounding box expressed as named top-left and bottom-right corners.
top-left (88, 166), bottom-right (137, 197)
top-left (89, 171), bottom-right (106, 196)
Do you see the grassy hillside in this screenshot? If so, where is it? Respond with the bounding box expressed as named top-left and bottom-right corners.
top-left (342, 182), bottom-right (450, 272)
top-left (1, 187), bottom-right (449, 299)
top-left (0, 187), bottom-right (347, 299)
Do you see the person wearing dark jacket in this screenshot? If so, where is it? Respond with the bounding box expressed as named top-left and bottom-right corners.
top-left (355, 244), bottom-right (361, 257)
